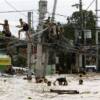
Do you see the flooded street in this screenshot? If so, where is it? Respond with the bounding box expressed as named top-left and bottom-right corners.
top-left (0, 74), bottom-right (99, 100)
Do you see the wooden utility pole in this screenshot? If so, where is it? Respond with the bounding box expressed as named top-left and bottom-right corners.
top-left (35, 0), bottom-right (47, 78)
top-left (27, 12), bottom-right (32, 79)
top-left (51, 0), bottom-right (57, 22)
top-left (73, 0), bottom-right (84, 72)
top-left (95, 0), bottom-right (98, 70)
top-left (80, 0), bottom-right (85, 68)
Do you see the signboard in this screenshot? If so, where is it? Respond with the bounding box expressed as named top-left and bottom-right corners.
top-left (84, 30), bottom-right (92, 39)
top-left (0, 55), bottom-right (11, 65)
top-left (0, 59), bottom-right (11, 65)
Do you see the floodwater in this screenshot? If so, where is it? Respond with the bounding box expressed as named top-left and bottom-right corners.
top-left (0, 73), bottom-right (100, 100)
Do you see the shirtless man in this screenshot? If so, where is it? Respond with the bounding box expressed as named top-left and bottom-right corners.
top-left (0, 19), bottom-right (11, 37)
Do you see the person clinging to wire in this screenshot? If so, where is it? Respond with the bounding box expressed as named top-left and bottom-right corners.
top-left (0, 19), bottom-right (11, 37)
top-left (16, 18), bottom-right (29, 39)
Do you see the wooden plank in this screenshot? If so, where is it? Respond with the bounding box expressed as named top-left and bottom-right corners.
top-left (50, 89), bottom-right (79, 94)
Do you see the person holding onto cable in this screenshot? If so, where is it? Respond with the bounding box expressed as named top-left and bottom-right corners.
top-left (16, 18), bottom-right (29, 39)
top-left (0, 19), bottom-right (11, 37)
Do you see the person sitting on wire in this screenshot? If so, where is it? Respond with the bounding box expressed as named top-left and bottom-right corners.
top-left (0, 19), bottom-right (11, 37)
top-left (16, 18), bottom-right (29, 39)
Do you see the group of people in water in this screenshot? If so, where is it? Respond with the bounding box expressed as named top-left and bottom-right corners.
top-left (0, 18), bottom-right (29, 39)
top-left (35, 73), bottom-right (83, 86)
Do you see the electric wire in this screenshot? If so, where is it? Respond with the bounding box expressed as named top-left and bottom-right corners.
top-left (0, 0), bottom-right (97, 54)
top-left (0, 10), bottom-right (33, 13)
top-left (86, 0), bottom-right (96, 10)
top-left (4, 0), bottom-right (27, 17)
top-left (1, 0), bottom-right (96, 23)
top-left (0, 9), bottom-right (67, 18)
top-left (47, 11), bottom-right (67, 18)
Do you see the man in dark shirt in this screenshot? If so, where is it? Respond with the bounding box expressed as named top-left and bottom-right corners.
top-left (16, 18), bottom-right (29, 39)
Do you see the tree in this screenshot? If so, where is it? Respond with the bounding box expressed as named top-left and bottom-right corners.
top-left (13, 55), bottom-right (27, 67)
top-left (63, 10), bottom-right (96, 41)
top-left (63, 23), bottom-right (75, 40)
top-left (62, 10), bottom-right (96, 73)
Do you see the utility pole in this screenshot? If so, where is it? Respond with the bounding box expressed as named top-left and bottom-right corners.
top-left (27, 12), bottom-right (32, 79)
top-left (35, 0), bottom-right (47, 79)
top-left (79, 0), bottom-right (83, 30)
top-left (51, 0), bottom-right (57, 22)
top-left (95, 0), bottom-right (99, 70)
top-left (51, 0), bottom-right (58, 74)
top-left (79, 0), bottom-right (85, 68)
top-left (72, 0), bottom-right (85, 72)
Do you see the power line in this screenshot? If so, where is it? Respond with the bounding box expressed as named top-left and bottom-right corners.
top-left (4, 0), bottom-right (18, 11)
top-left (0, 9), bottom-right (67, 19)
top-left (47, 11), bottom-right (67, 18)
top-left (4, 0), bottom-right (27, 17)
top-left (0, 10), bottom-right (33, 13)
top-left (2, 0), bottom-right (68, 27)
top-left (86, 0), bottom-right (95, 10)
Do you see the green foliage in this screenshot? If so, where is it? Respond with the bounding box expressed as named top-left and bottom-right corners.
top-left (63, 10), bottom-right (96, 41)
top-left (0, 31), bottom-right (4, 37)
top-left (61, 10), bottom-right (96, 73)
top-left (71, 10), bottom-right (96, 29)
top-left (13, 55), bottom-right (27, 67)
top-left (63, 23), bottom-right (75, 40)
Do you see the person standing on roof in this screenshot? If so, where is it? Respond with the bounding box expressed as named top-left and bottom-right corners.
top-left (16, 18), bottom-right (29, 39)
top-left (0, 19), bottom-right (11, 37)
